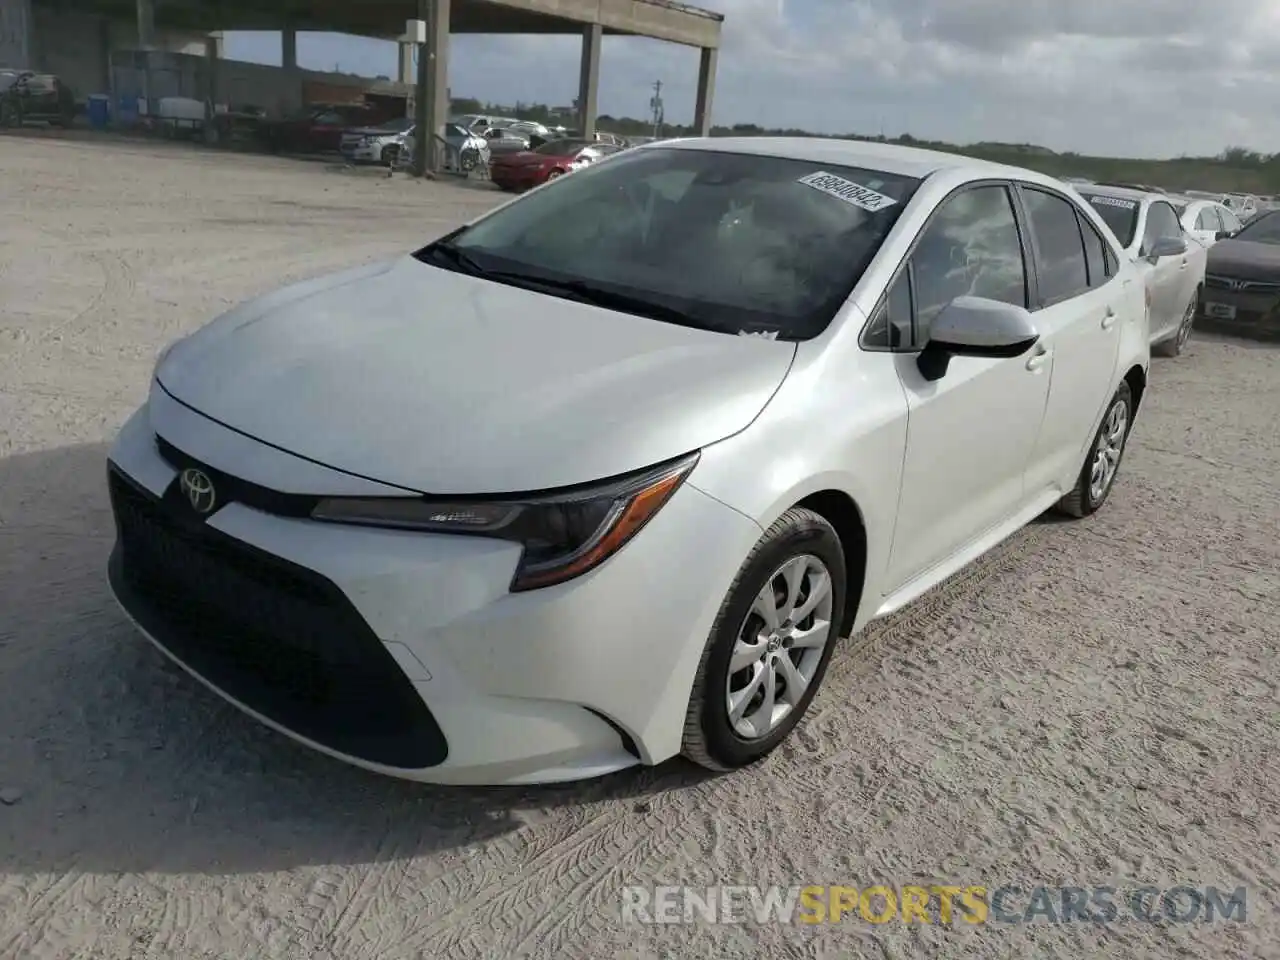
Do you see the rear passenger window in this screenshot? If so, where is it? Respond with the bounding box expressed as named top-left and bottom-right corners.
top-left (1078, 213), bottom-right (1110, 288)
top-left (1197, 208), bottom-right (1220, 231)
top-left (1022, 188), bottom-right (1089, 305)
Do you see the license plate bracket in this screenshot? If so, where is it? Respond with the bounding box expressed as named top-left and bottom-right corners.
top-left (1205, 302), bottom-right (1237, 320)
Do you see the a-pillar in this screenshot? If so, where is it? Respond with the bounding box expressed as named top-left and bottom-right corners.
top-left (694, 46), bottom-right (716, 137)
top-left (412, 0), bottom-right (450, 175)
top-left (577, 23), bottom-right (601, 139)
top-left (135, 0), bottom-right (154, 48)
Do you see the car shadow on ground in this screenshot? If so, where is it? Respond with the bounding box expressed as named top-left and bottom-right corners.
top-left (0, 441), bottom-right (712, 878)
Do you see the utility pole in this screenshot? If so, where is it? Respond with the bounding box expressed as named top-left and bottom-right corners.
top-left (649, 80), bottom-right (663, 139)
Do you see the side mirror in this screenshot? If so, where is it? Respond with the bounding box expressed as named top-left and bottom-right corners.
top-left (917, 296), bottom-right (1040, 382)
top-left (1215, 229), bottom-right (1235, 241)
top-left (1149, 236), bottom-right (1188, 259)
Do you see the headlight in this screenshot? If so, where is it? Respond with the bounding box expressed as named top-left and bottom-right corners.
top-left (311, 452), bottom-right (698, 591)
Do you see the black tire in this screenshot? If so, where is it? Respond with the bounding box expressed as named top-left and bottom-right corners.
top-left (459, 147), bottom-right (478, 172)
top-left (681, 507), bottom-right (847, 772)
top-left (380, 143), bottom-right (401, 167)
top-left (1055, 380), bottom-right (1133, 519)
top-left (1153, 292), bottom-right (1198, 358)
top-left (546, 168), bottom-right (564, 181)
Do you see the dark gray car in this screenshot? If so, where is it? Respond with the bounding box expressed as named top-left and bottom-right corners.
top-left (1200, 210), bottom-right (1280, 339)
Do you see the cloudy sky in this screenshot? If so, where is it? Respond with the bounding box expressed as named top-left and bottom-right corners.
top-left (225, 0), bottom-right (1280, 159)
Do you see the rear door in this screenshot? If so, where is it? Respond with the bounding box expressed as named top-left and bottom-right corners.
top-left (1016, 185), bottom-right (1125, 496)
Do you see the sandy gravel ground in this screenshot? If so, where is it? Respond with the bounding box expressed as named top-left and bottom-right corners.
top-left (1, 134), bottom-right (1278, 960)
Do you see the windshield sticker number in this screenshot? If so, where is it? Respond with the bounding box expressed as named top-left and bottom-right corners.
top-left (797, 172), bottom-right (898, 212)
top-left (1088, 196), bottom-right (1138, 210)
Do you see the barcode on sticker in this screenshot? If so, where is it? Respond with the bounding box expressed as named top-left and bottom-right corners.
top-left (797, 172), bottom-right (897, 212)
top-left (1088, 196), bottom-right (1138, 209)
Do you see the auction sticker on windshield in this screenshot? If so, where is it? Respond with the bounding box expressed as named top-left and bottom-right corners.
top-left (797, 172), bottom-right (897, 212)
top-left (1087, 196), bottom-right (1138, 209)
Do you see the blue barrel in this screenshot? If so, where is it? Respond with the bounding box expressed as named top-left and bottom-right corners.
top-left (87, 94), bottom-right (109, 128)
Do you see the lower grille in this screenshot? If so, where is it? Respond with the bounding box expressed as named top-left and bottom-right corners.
top-left (107, 465), bottom-right (448, 770)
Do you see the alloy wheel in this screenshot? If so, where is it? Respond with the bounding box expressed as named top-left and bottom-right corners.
top-left (1088, 398), bottom-right (1129, 504)
top-left (725, 554), bottom-right (835, 740)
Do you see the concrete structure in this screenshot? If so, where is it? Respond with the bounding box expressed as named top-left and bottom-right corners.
top-left (16, 0), bottom-right (723, 175)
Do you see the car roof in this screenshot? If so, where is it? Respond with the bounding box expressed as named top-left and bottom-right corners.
top-left (640, 136), bottom-right (1059, 183)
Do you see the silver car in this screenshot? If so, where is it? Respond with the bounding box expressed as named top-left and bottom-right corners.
top-left (342, 120), bottom-right (488, 173)
top-left (1073, 184), bottom-right (1208, 357)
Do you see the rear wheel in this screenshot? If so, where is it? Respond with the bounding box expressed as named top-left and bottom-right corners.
top-left (546, 168), bottom-right (565, 182)
top-left (1154, 293), bottom-right (1197, 357)
top-left (682, 508), bottom-right (846, 772)
top-left (1055, 381), bottom-right (1133, 519)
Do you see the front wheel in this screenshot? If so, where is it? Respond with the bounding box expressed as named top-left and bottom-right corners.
top-left (1055, 381), bottom-right (1133, 518)
top-left (682, 508), bottom-right (846, 772)
top-left (380, 143), bottom-right (401, 167)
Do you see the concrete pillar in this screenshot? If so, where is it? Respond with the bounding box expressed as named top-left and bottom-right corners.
top-left (208, 31), bottom-right (224, 59)
top-left (412, 0), bottom-right (450, 175)
top-left (694, 46), bottom-right (717, 137)
top-left (281, 26), bottom-right (297, 70)
top-left (0, 0), bottom-right (35, 71)
top-left (135, 0), bottom-right (154, 48)
top-left (577, 23), bottom-right (601, 138)
top-left (398, 42), bottom-right (414, 86)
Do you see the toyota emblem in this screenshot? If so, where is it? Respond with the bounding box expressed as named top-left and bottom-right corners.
top-left (178, 467), bottom-right (218, 515)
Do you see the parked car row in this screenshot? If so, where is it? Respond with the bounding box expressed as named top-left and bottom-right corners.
top-left (1065, 176), bottom-right (1280, 341)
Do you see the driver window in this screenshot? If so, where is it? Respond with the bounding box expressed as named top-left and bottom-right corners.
top-left (1142, 203), bottom-right (1181, 254)
top-left (909, 185), bottom-right (1028, 344)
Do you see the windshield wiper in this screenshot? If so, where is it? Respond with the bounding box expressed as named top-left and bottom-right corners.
top-left (418, 242), bottom-right (489, 276)
top-left (418, 245), bottom-right (727, 331)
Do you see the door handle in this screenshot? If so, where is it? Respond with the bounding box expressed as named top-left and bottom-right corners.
top-left (1026, 346), bottom-right (1050, 372)
top-left (1101, 308), bottom-right (1117, 331)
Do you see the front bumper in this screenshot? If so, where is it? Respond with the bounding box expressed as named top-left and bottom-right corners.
top-left (1198, 277), bottom-right (1280, 340)
top-left (339, 142), bottom-right (384, 163)
top-left (105, 399), bottom-right (761, 784)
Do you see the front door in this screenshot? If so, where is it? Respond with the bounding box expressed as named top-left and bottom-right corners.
top-left (1142, 199), bottom-right (1192, 340)
top-left (883, 183), bottom-right (1052, 592)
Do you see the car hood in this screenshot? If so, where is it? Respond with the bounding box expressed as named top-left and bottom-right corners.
top-left (1206, 238), bottom-right (1280, 280)
top-left (156, 257), bottom-right (796, 494)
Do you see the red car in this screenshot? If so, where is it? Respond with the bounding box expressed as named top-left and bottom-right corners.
top-left (489, 138), bottom-right (622, 191)
top-left (261, 103), bottom-right (395, 154)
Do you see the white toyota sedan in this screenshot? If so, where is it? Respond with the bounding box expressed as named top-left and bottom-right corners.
top-left (1072, 184), bottom-right (1207, 357)
top-left (106, 138), bottom-right (1150, 785)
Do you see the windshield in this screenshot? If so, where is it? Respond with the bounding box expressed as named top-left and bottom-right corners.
top-left (1232, 210), bottom-right (1280, 244)
top-left (417, 147), bottom-right (921, 340)
top-left (1080, 192), bottom-right (1141, 247)
top-left (534, 139), bottom-right (590, 156)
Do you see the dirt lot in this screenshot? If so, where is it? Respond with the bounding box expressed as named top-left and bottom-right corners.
top-left (1, 135), bottom-right (1278, 960)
